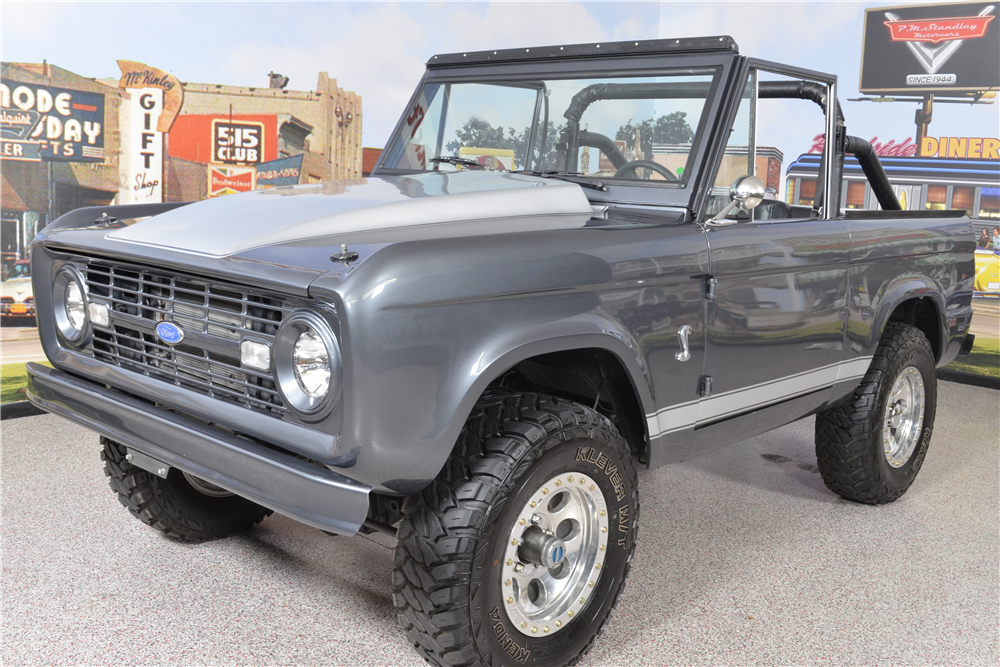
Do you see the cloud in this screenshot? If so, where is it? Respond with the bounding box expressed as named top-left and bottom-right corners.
top-left (206, 1), bottom-right (654, 147)
top-left (3, 0), bottom-right (992, 153)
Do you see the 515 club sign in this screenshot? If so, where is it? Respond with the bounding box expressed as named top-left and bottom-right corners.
top-left (212, 120), bottom-right (264, 164)
top-left (861, 2), bottom-right (999, 95)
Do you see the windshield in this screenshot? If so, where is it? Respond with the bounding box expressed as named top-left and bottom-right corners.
top-left (4, 263), bottom-right (29, 280)
top-left (381, 71), bottom-right (717, 184)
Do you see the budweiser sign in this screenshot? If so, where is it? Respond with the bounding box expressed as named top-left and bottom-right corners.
top-left (207, 164), bottom-right (256, 198)
top-left (884, 15), bottom-right (994, 44)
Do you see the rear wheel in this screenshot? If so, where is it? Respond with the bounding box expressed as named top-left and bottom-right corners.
top-left (815, 323), bottom-right (937, 504)
top-left (393, 392), bottom-right (639, 667)
top-left (101, 437), bottom-right (272, 542)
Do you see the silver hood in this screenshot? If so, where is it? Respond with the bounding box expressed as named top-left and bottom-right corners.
top-left (108, 171), bottom-right (594, 258)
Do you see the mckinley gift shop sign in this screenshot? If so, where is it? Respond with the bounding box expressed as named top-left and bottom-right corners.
top-left (0, 82), bottom-right (105, 162)
top-left (117, 61), bottom-right (184, 205)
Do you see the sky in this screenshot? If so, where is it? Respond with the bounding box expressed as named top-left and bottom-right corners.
top-left (2, 0), bottom-right (998, 160)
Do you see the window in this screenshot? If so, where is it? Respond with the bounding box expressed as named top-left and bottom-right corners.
top-left (380, 72), bottom-right (716, 183)
top-left (925, 185), bottom-right (947, 210)
top-left (952, 186), bottom-right (974, 214)
top-left (980, 187), bottom-right (1000, 220)
top-left (754, 72), bottom-right (829, 208)
top-left (798, 179), bottom-right (816, 206)
top-left (710, 73), bottom-right (753, 189)
top-left (845, 181), bottom-right (866, 209)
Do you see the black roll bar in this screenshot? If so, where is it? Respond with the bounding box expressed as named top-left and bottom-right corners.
top-left (844, 136), bottom-right (901, 211)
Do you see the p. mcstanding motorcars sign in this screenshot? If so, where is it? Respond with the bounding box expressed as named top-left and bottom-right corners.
top-left (860, 2), bottom-right (999, 95)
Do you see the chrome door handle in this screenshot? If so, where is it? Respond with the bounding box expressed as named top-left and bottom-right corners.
top-left (675, 325), bottom-right (692, 362)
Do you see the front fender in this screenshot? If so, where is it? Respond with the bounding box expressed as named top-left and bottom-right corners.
top-left (341, 312), bottom-right (654, 496)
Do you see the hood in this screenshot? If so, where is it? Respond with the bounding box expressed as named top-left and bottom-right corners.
top-left (1, 277), bottom-right (33, 300)
top-left (108, 171), bottom-right (595, 258)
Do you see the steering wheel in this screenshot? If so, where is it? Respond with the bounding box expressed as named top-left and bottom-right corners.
top-left (614, 160), bottom-right (678, 182)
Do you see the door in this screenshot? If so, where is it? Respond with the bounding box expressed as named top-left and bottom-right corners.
top-left (598, 215), bottom-right (710, 468)
top-left (688, 66), bottom-right (852, 457)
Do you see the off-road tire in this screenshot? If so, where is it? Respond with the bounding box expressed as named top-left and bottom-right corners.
top-left (101, 437), bottom-right (272, 542)
top-left (393, 392), bottom-right (639, 667)
top-left (815, 322), bottom-right (937, 504)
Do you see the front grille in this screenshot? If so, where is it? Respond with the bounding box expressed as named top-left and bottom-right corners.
top-left (79, 259), bottom-right (290, 417)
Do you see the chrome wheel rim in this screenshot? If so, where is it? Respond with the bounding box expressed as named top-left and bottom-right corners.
top-left (501, 471), bottom-right (609, 637)
top-left (182, 471), bottom-right (234, 497)
top-left (883, 366), bottom-right (926, 468)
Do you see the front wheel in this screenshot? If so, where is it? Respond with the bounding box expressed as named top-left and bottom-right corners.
top-left (393, 392), bottom-right (639, 667)
top-left (101, 437), bottom-right (272, 542)
top-left (815, 323), bottom-right (937, 504)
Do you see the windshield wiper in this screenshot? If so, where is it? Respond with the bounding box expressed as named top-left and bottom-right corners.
top-left (513, 170), bottom-right (608, 192)
top-left (430, 156), bottom-right (485, 170)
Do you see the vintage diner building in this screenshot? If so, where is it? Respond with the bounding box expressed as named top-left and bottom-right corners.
top-left (785, 134), bottom-right (1000, 219)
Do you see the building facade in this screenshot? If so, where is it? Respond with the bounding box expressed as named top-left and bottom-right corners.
top-left (1, 61), bottom-right (362, 266)
top-left (1, 62), bottom-right (125, 265)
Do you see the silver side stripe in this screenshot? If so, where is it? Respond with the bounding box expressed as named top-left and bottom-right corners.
top-left (646, 356), bottom-right (874, 440)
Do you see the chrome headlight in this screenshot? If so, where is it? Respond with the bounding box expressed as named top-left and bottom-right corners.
top-left (66, 281), bottom-right (86, 329)
top-left (274, 311), bottom-right (341, 414)
top-left (293, 330), bottom-right (330, 398)
top-left (53, 267), bottom-right (88, 342)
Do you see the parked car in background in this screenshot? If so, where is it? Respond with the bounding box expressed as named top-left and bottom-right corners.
top-left (1, 260), bottom-right (34, 318)
top-left (975, 248), bottom-right (1000, 295)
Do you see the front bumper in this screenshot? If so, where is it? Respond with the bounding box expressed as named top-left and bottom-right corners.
top-left (26, 362), bottom-right (371, 535)
top-left (1, 303), bottom-right (35, 316)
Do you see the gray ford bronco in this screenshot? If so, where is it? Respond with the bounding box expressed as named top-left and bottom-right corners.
top-left (28, 36), bottom-right (975, 666)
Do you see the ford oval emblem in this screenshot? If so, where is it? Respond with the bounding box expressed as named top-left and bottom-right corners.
top-left (155, 321), bottom-right (185, 345)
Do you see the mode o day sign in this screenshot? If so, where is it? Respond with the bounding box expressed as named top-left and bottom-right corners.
top-left (861, 2), bottom-right (999, 95)
top-left (0, 82), bottom-right (105, 162)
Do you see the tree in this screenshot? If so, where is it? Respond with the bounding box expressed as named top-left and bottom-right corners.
top-left (445, 117), bottom-right (513, 155)
top-left (445, 117), bottom-right (563, 170)
top-left (616, 112), bottom-right (693, 160)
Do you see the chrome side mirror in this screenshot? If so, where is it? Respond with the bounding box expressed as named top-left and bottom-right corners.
top-left (709, 174), bottom-right (766, 225)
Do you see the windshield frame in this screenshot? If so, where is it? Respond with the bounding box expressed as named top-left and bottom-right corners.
top-left (375, 52), bottom-right (739, 209)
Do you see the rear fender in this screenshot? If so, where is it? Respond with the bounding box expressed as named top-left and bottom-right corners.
top-left (870, 278), bottom-right (946, 361)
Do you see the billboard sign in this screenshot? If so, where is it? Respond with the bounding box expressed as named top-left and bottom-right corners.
top-left (207, 164), bottom-right (256, 197)
top-left (212, 120), bottom-right (265, 165)
top-left (861, 3), bottom-right (1000, 95)
top-left (0, 82), bottom-right (105, 162)
top-left (256, 155), bottom-right (304, 188)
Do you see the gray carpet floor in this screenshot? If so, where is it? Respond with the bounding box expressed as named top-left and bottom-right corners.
top-left (2, 381), bottom-right (997, 665)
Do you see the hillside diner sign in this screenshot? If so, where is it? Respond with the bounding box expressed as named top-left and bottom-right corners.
top-left (809, 134), bottom-right (1000, 158)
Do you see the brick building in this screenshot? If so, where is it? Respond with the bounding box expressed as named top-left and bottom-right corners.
top-left (1, 61), bottom-right (125, 263)
top-left (1, 61), bottom-right (362, 263)
top-left (166, 71), bottom-right (362, 190)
